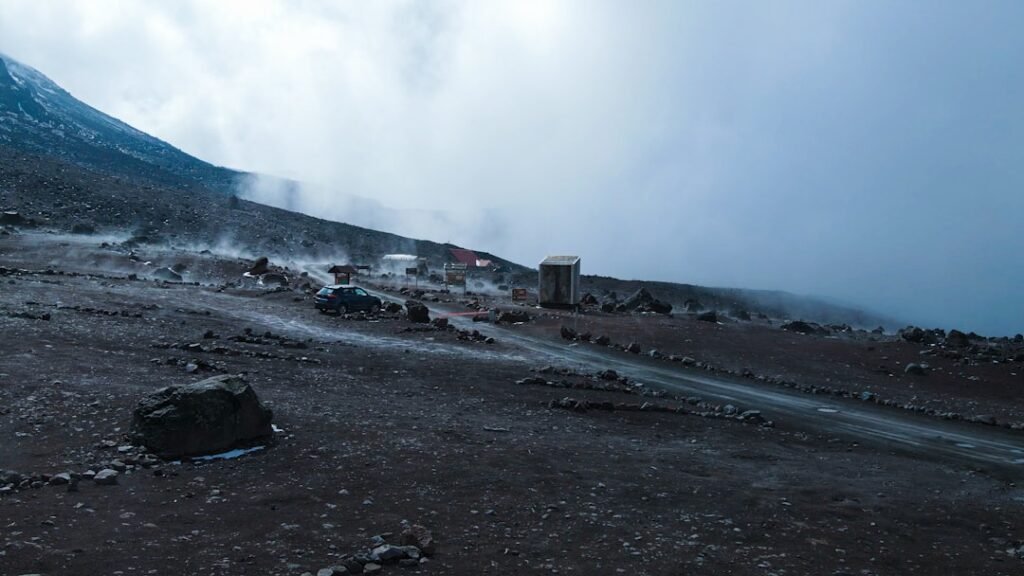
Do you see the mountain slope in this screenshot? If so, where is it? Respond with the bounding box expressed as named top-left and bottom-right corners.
top-left (0, 52), bottom-right (240, 192)
top-left (0, 52), bottom-right (896, 328)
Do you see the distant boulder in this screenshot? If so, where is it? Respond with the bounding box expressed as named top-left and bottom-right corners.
top-left (640, 300), bottom-right (673, 314)
top-left (945, 329), bottom-right (971, 348)
top-left (260, 272), bottom-right (288, 287)
top-left (684, 299), bottom-right (704, 313)
top-left (152, 267), bottom-right (183, 282)
top-left (0, 211), bottom-right (27, 226)
top-left (899, 326), bottom-right (935, 344)
top-left (405, 300), bottom-right (430, 323)
top-left (580, 292), bottom-right (599, 306)
top-left (620, 287), bottom-right (673, 314)
top-left (248, 256), bottom-right (270, 276)
top-left (70, 222), bottom-right (96, 235)
top-left (781, 320), bottom-right (827, 335)
top-left (130, 374), bottom-right (273, 458)
top-left (696, 311), bottom-right (718, 323)
top-left (497, 310), bottom-right (531, 324)
top-left (622, 287), bottom-right (655, 310)
top-left (731, 309), bottom-right (751, 321)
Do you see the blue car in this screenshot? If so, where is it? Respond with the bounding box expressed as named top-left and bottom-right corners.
top-left (314, 285), bottom-right (382, 314)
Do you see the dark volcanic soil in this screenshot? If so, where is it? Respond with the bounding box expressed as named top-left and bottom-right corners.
top-left (2, 234), bottom-right (1024, 576)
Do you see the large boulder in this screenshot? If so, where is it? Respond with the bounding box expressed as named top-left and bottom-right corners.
top-left (621, 287), bottom-right (673, 314)
top-left (497, 309), bottom-right (531, 324)
top-left (781, 320), bottom-right (826, 335)
top-left (131, 375), bottom-right (273, 458)
top-left (405, 300), bottom-right (431, 323)
top-left (622, 287), bottom-right (655, 310)
top-left (899, 326), bottom-right (938, 344)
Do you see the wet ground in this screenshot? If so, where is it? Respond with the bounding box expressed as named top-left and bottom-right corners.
top-left (1, 233), bottom-right (1023, 575)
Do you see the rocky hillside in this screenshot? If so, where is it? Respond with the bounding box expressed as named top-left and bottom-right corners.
top-left (0, 52), bottom-right (240, 193)
top-left (0, 144), bottom-right (515, 270)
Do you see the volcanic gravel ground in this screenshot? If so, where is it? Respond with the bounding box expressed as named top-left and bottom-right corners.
top-left (1, 234), bottom-right (1023, 575)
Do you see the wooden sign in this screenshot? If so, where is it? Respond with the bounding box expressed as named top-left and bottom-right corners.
top-left (446, 271), bottom-right (466, 286)
top-left (334, 272), bottom-right (350, 285)
top-left (406, 267), bottom-right (419, 277)
top-left (511, 288), bottom-right (528, 301)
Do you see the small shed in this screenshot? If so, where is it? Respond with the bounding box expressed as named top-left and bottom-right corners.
top-left (538, 255), bottom-right (581, 308)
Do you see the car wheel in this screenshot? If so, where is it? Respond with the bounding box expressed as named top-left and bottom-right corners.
top-left (370, 303), bottom-right (381, 314)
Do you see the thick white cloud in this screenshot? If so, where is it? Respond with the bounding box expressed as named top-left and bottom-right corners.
top-left (2, 0), bottom-right (1023, 334)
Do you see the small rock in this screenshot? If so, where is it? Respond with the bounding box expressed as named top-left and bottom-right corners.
top-left (372, 544), bottom-right (408, 563)
top-left (400, 524), bottom-right (436, 556)
top-left (93, 469), bottom-right (119, 485)
top-left (904, 363), bottom-right (928, 376)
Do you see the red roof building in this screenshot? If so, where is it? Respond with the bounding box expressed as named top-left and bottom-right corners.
top-left (449, 248), bottom-right (480, 267)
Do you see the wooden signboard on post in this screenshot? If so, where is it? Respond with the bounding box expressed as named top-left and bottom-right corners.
top-left (328, 265), bottom-right (357, 285)
top-left (511, 288), bottom-right (528, 302)
top-left (444, 262), bottom-right (468, 293)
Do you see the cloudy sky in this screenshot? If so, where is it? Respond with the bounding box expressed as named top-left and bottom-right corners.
top-left (2, 1), bottom-right (1022, 334)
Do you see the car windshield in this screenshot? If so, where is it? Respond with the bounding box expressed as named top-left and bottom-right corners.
top-left (354, 288), bottom-right (368, 296)
top-left (316, 287), bottom-right (331, 296)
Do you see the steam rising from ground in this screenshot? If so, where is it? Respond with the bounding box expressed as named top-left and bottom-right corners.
top-left (2, 2), bottom-right (1023, 334)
